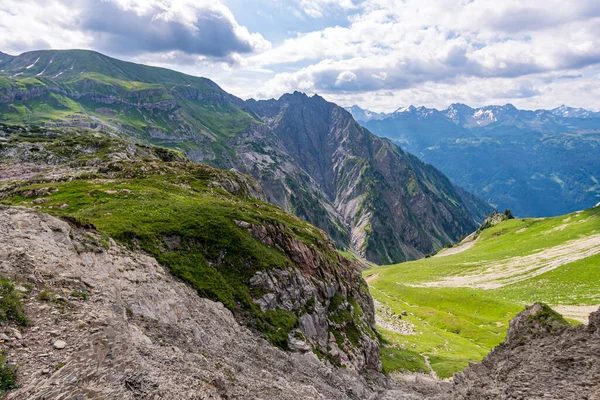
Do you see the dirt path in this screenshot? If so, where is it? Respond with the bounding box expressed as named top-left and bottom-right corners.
top-left (553, 305), bottom-right (600, 324)
top-left (365, 272), bottom-right (380, 283)
top-left (416, 234), bottom-right (600, 289)
top-left (422, 354), bottom-right (438, 379)
top-left (435, 235), bottom-right (479, 258)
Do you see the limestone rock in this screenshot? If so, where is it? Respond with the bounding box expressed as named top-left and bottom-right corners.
top-left (448, 303), bottom-right (600, 399)
top-left (53, 340), bottom-right (66, 349)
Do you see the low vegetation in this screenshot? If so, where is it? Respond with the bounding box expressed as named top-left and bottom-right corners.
top-left (366, 206), bottom-right (600, 377)
top-left (0, 351), bottom-right (17, 394)
top-left (0, 279), bottom-right (28, 326)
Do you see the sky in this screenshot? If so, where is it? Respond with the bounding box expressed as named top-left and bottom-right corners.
top-left (1, 0), bottom-right (599, 112)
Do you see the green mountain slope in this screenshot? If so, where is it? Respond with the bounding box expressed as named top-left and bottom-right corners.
top-left (365, 206), bottom-right (600, 377)
top-left (0, 125), bottom-right (379, 369)
top-left (0, 49), bottom-right (255, 163)
top-left (0, 49), bottom-right (492, 263)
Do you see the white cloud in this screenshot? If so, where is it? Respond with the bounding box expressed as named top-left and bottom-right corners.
top-left (1, 0), bottom-right (599, 111)
top-left (0, 0), bottom-right (270, 62)
top-left (295, 0), bottom-right (357, 18)
top-left (248, 0), bottom-right (600, 110)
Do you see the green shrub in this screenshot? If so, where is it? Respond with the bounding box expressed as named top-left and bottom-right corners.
top-left (0, 351), bottom-right (17, 394)
top-left (257, 308), bottom-right (298, 350)
top-left (0, 279), bottom-right (28, 326)
top-left (70, 290), bottom-right (89, 300)
top-left (37, 289), bottom-right (54, 302)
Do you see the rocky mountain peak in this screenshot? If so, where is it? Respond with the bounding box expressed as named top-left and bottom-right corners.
top-left (244, 94), bottom-right (491, 263)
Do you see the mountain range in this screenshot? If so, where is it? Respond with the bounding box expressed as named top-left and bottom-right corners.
top-left (348, 103), bottom-right (600, 217)
top-left (0, 49), bottom-right (491, 264)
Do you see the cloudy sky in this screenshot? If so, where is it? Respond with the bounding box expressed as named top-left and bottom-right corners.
top-left (1, 0), bottom-right (599, 112)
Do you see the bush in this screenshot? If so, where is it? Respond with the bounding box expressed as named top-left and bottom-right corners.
top-left (504, 209), bottom-right (515, 219)
top-left (37, 289), bottom-right (54, 302)
top-left (0, 279), bottom-right (28, 326)
top-left (70, 290), bottom-right (89, 300)
top-left (0, 352), bottom-right (17, 393)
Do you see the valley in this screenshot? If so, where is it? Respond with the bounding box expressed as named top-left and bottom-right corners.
top-left (2, 1), bottom-right (600, 398)
top-left (350, 104), bottom-right (600, 218)
top-left (0, 49), bottom-right (598, 399)
top-left (0, 50), bottom-right (492, 264)
top-left (365, 206), bottom-right (600, 378)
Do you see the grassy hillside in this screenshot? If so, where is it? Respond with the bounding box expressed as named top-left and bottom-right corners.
top-left (0, 50), bottom-right (257, 166)
top-left (0, 128), bottom-right (377, 360)
top-left (365, 207), bottom-right (600, 377)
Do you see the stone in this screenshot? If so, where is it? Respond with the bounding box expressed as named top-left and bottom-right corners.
top-left (53, 340), bottom-right (67, 350)
top-left (10, 328), bottom-right (22, 340)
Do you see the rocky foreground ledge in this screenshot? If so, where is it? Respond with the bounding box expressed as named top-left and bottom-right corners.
top-left (0, 206), bottom-right (598, 399)
top-left (450, 302), bottom-right (600, 399)
top-left (0, 206), bottom-right (420, 399)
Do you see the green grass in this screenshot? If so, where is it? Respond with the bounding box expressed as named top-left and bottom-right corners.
top-left (0, 279), bottom-right (28, 326)
top-left (0, 150), bottom-right (339, 349)
top-left (0, 351), bottom-right (17, 394)
top-left (365, 207), bottom-right (600, 377)
top-left (0, 50), bottom-right (259, 152)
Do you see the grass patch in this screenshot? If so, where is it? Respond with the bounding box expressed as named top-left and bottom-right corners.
top-left (0, 279), bottom-right (28, 326)
top-left (0, 352), bottom-right (17, 394)
top-left (70, 290), bottom-right (89, 300)
top-left (366, 206), bottom-right (600, 377)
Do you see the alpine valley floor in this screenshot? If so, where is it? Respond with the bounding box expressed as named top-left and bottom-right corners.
top-left (364, 206), bottom-right (600, 378)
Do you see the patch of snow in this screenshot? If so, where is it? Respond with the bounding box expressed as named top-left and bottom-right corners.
top-left (25, 57), bottom-right (40, 69)
top-left (13, 72), bottom-right (23, 77)
top-left (53, 70), bottom-right (64, 78)
top-left (36, 68), bottom-right (46, 76)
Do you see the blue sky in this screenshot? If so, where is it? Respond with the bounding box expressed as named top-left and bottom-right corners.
top-left (1, 0), bottom-right (599, 112)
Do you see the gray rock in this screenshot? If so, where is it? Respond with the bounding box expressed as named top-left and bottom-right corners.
top-left (53, 340), bottom-right (67, 350)
top-left (10, 328), bottom-right (22, 340)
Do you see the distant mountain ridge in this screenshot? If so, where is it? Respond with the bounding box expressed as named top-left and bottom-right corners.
top-left (348, 103), bottom-right (600, 217)
top-left (347, 103), bottom-right (600, 123)
top-left (0, 49), bottom-right (492, 264)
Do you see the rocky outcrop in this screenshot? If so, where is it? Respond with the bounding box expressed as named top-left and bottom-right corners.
top-left (0, 206), bottom-right (420, 399)
top-left (244, 93), bottom-right (492, 263)
top-left (245, 220), bottom-right (379, 371)
top-left (0, 129), bottom-right (380, 373)
top-left (448, 303), bottom-right (600, 399)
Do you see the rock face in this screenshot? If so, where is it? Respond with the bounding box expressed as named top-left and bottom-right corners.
top-left (0, 206), bottom-right (420, 399)
top-left (242, 93), bottom-right (492, 263)
top-left (448, 303), bottom-right (600, 399)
